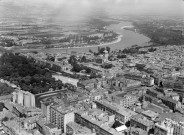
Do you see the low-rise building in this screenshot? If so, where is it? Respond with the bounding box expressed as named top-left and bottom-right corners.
top-left (130, 114), bottom-right (154, 132)
top-left (155, 118), bottom-right (174, 135)
top-left (36, 120), bottom-right (61, 135)
top-left (21, 116), bottom-right (39, 130)
top-left (156, 113), bottom-right (184, 135)
top-left (75, 108), bottom-right (125, 135)
top-left (159, 97), bottom-right (178, 111)
top-left (2, 119), bottom-right (33, 135)
top-left (141, 110), bottom-right (158, 121)
top-left (66, 122), bottom-right (94, 135)
top-left (95, 100), bottom-right (137, 123)
top-left (124, 127), bottom-right (148, 135)
top-left (112, 93), bottom-right (139, 108)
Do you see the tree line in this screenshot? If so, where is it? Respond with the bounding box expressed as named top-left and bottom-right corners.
top-left (0, 53), bottom-right (75, 94)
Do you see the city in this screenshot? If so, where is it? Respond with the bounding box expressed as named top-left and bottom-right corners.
top-left (0, 0), bottom-right (184, 135)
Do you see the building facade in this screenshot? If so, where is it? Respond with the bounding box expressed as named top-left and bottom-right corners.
top-left (50, 105), bottom-right (74, 133)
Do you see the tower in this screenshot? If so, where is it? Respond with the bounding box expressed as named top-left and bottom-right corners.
top-left (17, 91), bottom-right (24, 105)
top-left (104, 49), bottom-right (109, 62)
top-left (23, 93), bottom-right (31, 107)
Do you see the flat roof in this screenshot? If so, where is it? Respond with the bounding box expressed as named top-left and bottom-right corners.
top-left (45, 123), bottom-right (57, 129)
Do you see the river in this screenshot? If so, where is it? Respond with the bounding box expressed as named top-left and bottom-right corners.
top-left (14, 21), bottom-right (150, 54)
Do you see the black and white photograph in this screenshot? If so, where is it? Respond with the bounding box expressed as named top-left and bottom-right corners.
top-left (0, 0), bottom-right (184, 135)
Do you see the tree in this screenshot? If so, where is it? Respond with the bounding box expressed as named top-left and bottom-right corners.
top-left (68, 55), bottom-right (77, 65)
top-left (148, 47), bottom-right (157, 52)
top-left (98, 47), bottom-right (105, 54)
top-left (106, 46), bottom-right (111, 53)
top-left (89, 49), bottom-right (93, 53)
top-left (1, 116), bottom-right (9, 122)
top-left (0, 64), bottom-right (14, 77)
top-left (81, 56), bottom-right (87, 63)
top-left (0, 53), bottom-right (75, 94)
top-left (22, 76), bottom-right (31, 85)
top-left (85, 68), bottom-right (91, 74)
top-left (0, 102), bottom-right (4, 111)
top-left (0, 83), bottom-right (14, 96)
top-left (72, 62), bottom-right (82, 72)
top-left (117, 54), bottom-right (126, 59)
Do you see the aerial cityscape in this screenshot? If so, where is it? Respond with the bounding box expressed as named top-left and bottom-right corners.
top-left (0, 0), bottom-right (184, 135)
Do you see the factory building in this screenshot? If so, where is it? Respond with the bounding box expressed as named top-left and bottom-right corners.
top-left (12, 90), bottom-right (35, 107)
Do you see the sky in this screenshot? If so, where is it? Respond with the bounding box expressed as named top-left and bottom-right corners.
top-left (0, 0), bottom-right (184, 20)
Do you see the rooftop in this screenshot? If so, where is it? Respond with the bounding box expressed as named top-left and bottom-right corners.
top-left (67, 122), bottom-right (92, 135)
top-left (157, 112), bottom-right (184, 123)
top-left (126, 127), bottom-right (147, 135)
top-left (76, 108), bottom-right (124, 135)
top-left (52, 104), bottom-right (74, 114)
top-left (141, 110), bottom-right (159, 118)
top-left (95, 100), bottom-right (137, 118)
top-left (131, 114), bottom-right (154, 127)
top-left (2, 120), bottom-right (33, 135)
top-left (45, 123), bottom-right (57, 129)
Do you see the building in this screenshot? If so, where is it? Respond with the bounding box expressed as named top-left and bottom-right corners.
top-left (36, 120), bottom-right (61, 135)
top-left (52, 74), bottom-right (79, 87)
top-left (159, 97), bottom-right (178, 111)
top-left (141, 77), bottom-right (154, 86)
top-left (75, 108), bottom-right (124, 135)
top-left (141, 110), bottom-right (159, 121)
top-left (112, 93), bottom-right (139, 108)
top-left (0, 95), bottom-right (12, 102)
top-left (123, 73), bottom-right (155, 86)
top-left (12, 103), bottom-right (42, 117)
top-left (130, 114), bottom-right (154, 133)
top-left (12, 90), bottom-right (35, 107)
top-left (44, 123), bottom-right (61, 135)
top-left (95, 100), bottom-right (137, 123)
top-left (21, 116), bottom-right (39, 130)
top-left (124, 127), bottom-right (147, 135)
top-left (41, 99), bottom-right (56, 122)
top-left (2, 119), bottom-right (33, 135)
top-left (157, 113), bottom-right (184, 135)
top-left (50, 105), bottom-right (74, 133)
top-left (109, 77), bottom-right (141, 91)
top-left (123, 73), bottom-right (146, 81)
top-left (146, 88), bottom-right (164, 98)
top-left (154, 118), bottom-right (174, 135)
top-left (12, 105), bottom-right (24, 117)
top-left (82, 63), bottom-right (103, 74)
top-left (66, 122), bottom-right (94, 135)
top-left (77, 79), bottom-right (97, 90)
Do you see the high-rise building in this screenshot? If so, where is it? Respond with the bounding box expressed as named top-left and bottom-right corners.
top-left (50, 105), bottom-right (74, 133)
top-left (41, 99), bottom-right (55, 122)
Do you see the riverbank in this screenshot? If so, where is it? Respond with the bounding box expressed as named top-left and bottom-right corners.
top-left (12, 34), bottom-right (123, 52)
top-left (11, 21), bottom-right (150, 54)
top-left (59, 34), bottom-right (123, 49)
